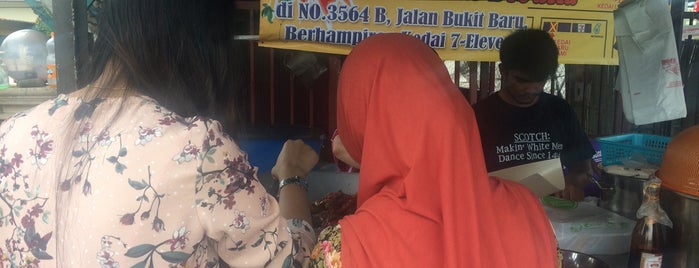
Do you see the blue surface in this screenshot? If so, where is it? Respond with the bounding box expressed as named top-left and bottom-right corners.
top-left (235, 124), bottom-right (325, 173)
top-left (238, 138), bottom-right (322, 173)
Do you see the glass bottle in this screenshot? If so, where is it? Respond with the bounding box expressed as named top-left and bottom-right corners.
top-left (0, 62), bottom-right (9, 90)
top-left (627, 178), bottom-right (672, 268)
top-left (46, 32), bottom-right (56, 89)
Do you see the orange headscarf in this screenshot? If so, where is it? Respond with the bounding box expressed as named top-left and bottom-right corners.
top-left (337, 33), bottom-right (558, 268)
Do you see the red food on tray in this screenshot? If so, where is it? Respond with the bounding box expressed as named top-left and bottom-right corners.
top-left (310, 191), bottom-right (357, 231)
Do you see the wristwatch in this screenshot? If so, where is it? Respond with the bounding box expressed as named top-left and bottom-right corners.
top-left (278, 176), bottom-right (309, 192)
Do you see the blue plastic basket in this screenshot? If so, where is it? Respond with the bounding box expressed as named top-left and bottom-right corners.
top-left (597, 134), bottom-right (671, 166)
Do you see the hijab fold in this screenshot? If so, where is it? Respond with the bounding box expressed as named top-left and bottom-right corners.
top-left (337, 33), bottom-right (558, 268)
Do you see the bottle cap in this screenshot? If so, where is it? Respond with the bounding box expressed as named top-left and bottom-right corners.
top-left (644, 180), bottom-right (661, 200)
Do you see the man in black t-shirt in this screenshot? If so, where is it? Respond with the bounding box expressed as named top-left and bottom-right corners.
top-left (473, 29), bottom-right (594, 201)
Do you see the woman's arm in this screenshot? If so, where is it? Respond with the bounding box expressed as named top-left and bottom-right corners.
top-left (271, 139), bottom-right (319, 223)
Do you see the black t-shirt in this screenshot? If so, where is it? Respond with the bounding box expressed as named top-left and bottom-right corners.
top-left (472, 92), bottom-right (595, 172)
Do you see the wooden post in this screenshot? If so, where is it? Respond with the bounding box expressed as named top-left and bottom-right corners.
top-left (53, 0), bottom-right (89, 94)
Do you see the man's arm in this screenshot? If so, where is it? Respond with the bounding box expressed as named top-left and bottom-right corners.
top-left (554, 158), bottom-right (593, 201)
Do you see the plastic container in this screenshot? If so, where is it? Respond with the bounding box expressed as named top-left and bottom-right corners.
top-left (597, 134), bottom-right (671, 166)
top-left (544, 201), bottom-right (635, 255)
top-left (657, 125), bottom-right (699, 198)
top-left (46, 32), bottom-right (56, 88)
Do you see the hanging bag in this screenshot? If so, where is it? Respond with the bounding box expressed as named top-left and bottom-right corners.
top-left (614, 0), bottom-right (687, 125)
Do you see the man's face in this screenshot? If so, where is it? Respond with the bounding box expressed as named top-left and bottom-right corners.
top-left (498, 65), bottom-right (546, 107)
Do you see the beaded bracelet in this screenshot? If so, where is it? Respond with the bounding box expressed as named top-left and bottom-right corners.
top-left (278, 176), bottom-right (309, 192)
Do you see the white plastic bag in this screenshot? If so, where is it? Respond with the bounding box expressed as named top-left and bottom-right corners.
top-left (614, 0), bottom-right (687, 125)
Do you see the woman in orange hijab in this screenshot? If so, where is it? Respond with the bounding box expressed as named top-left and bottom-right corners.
top-left (309, 33), bottom-right (559, 268)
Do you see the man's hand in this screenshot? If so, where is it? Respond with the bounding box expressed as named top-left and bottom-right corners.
top-left (553, 159), bottom-right (593, 201)
top-left (553, 183), bottom-right (584, 201)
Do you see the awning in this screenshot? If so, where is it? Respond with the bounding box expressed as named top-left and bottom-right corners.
top-left (0, 7), bottom-right (38, 23)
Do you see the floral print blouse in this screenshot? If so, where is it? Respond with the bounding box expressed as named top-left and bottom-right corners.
top-left (0, 94), bottom-right (314, 267)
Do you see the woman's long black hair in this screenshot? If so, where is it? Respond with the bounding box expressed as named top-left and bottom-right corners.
top-left (78, 0), bottom-right (241, 126)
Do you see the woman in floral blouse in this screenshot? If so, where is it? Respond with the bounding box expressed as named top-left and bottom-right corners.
top-left (0, 0), bottom-right (317, 267)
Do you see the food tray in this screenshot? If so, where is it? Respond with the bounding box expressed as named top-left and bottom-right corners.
top-left (545, 201), bottom-right (635, 255)
top-left (597, 134), bottom-right (671, 166)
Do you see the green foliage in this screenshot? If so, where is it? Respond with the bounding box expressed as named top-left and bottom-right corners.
top-left (33, 18), bottom-right (52, 37)
top-left (261, 3), bottom-right (274, 23)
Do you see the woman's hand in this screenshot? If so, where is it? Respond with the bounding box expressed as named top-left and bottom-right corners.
top-left (272, 139), bottom-right (319, 180)
top-left (271, 139), bottom-right (318, 223)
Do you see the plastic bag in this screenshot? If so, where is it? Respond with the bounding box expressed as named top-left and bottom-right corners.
top-left (614, 0), bottom-right (687, 125)
top-left (636, 177), bottom-right (673, 228)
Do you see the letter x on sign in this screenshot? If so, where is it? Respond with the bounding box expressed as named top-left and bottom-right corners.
top-left (548, 22), bottom-right (558, 33)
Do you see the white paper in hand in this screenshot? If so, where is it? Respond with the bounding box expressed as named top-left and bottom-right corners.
top-left (488, 158), bottom-right (565, 197)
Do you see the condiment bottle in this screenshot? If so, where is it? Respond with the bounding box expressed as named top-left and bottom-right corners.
top-left (46, 32), bottom-right (56, 89)
top-left (627, 177), bottom-right (672, 268)
top-left (0, 59), bottom-right (9, 89)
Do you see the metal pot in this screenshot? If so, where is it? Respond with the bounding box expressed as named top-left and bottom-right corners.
top-left (560, 249), bottom-right (610, 268)
top-left (598, 170), bottom-right (648, 220)
top-left (660, 188), bottom-right (699, 268)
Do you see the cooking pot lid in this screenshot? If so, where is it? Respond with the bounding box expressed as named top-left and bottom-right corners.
top-left (656, 125), bottom-right (699, 198)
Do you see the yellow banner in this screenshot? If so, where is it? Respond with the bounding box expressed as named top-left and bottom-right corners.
top-left (258, 0), bottom-right (621, 65)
